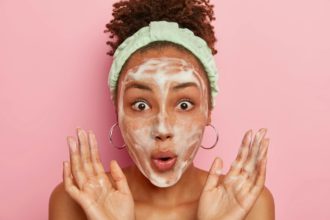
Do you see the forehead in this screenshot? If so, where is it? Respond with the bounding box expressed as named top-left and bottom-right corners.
top-left (117, 46), bottom-right (209, 88)
top-left (124, 57), bottom-right (202, 86)
top-left (128, 57), bottom-right (192, 75)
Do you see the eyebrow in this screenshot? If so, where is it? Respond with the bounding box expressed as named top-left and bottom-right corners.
top-left (124, 81), bottom-right (199, 92)
top-left (172, 82), bottom-right (199, 91)
top-left (125, 82), bottom-right (152, 92)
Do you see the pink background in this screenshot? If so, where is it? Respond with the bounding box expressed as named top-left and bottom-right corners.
top-left (1, 0), bottom-right (329, 219)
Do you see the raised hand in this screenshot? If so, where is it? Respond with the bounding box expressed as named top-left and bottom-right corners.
top-left (63, 128), bottom-right (135, 220)
top-left (197, 128), bottom-right (269, 220)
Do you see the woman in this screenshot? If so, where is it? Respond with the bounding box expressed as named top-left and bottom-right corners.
top-left (49, 0), bottom-right (275, 219)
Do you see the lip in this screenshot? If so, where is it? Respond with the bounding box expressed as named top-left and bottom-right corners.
top-left (151, 151), bottom-right (177, 172)
top-left (151, 151), bottom-right (177, 159)
top-left (151, 157), bottom-right (177, 172)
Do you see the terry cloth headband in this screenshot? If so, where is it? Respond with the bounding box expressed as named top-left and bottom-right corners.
top-left (108, 20), bottom-right (219, 108)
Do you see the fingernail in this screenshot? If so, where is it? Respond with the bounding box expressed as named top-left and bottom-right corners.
top-left (88, 130), bottom-right (95, 139)
top-left (214, 157), bottom-right (222, 175)
top-left (248, 130), bottom-right (252, 141)
top-left (114, 160), bottom-right (119, 168)
top-left (77, 127), bottom-right (82, 136)
top-left (215, 168), bottom-right (222, 175)
top-left (258, 128), bottom-right (267, 138)
top-left (69, 139), bottom-right (76, 151)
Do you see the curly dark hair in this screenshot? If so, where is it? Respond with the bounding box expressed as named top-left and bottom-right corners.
top-left (104, 0), bottom-right (218, 56)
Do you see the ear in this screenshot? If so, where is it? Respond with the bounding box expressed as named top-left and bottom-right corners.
top-left (115, 108), bottom-right (119, 122)
top-left (206, 109), bottom-right (212, 125)
top-left (114, 99), bottom-right (119, 121)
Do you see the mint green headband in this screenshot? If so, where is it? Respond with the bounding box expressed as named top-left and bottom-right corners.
top-left (108, 20), bottom-right (219, 108)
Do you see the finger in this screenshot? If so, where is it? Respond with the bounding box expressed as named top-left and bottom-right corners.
top-left (247, 128), bottom-right (267, 164)
top-left (77, 128), bottom-right (95, 178)
top-left (236, 139), bottom-right (269, 199)
top-left (257, 138), bottom-right (269, 161)
top-left (243, 138), bottom-right (269, 191)
top-left (242, 128), bottom-right (267, 178)
top-left (88, 130), bottom-right (106, 175)
top-left (241, 137), bottom-right (268, 182)
top-left (226, 129), bottom-right (252, 178)
top-left (63, 161), bottom-right (82, 202)
top-left (68, 136), bottom-right (87, 189)
top-left (239, 159), bottom-right (261, 196)
top-left (203, 157), bottom-right (223, 191)
top-left (250, 156), bottom-right (268, 195)
top-left (110, 160), bottom-right (131, 194)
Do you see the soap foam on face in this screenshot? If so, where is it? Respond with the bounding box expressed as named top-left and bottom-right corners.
top-left (117, 57), bottom-right (209, 187)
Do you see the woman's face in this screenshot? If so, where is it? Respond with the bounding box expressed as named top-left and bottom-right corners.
top-left (116, 46), bottom-right (211, 187)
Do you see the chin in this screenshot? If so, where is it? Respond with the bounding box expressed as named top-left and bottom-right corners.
top-left (147, 159), bottom-right (190, 188)
top-left (149, 176), bottom-right (179, 188)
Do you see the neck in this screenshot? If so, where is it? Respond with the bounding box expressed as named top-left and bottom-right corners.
top-left (127, 162), bottom-right (204, 207)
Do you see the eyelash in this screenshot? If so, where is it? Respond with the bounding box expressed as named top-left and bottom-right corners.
top-left (176, 98), bottom-right (195, 111)
top-left (131, 98), bottom-right (150, 111)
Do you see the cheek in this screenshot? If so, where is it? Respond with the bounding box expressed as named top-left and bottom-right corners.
top-left (173, 119), bottom-right (205, 153)
top-left (183, 145), bottom-right (197, 161)
top-left (166, 103), bottom-right (207, 153)
top-left (119, 115), bottom-right (154, 150)
top-left (119, 115), bottom-right (154, 173)
top-left (183, 127), bottom-right (204, 163)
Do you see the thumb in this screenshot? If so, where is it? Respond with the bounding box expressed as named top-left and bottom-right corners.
top-left (203, 157), bottom-right (223, 191)
top-left (109, 160), bottom-right (131, 194)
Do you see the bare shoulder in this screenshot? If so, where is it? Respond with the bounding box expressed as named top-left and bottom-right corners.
top-left (48, 181), bottom-right (87, 220)
top-left (245, 186), bottom-right (275, 220)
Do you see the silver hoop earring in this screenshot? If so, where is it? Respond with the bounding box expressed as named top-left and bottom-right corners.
top-left (200, 124), bottom-right (219, 150)
top-left (109, 122), bottom-right (126, 150)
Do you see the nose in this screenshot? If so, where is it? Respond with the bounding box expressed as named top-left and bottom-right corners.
top-left (155, 132), bottom-right (173, 141)
top-left (152, 114), bottom-right (173, 142)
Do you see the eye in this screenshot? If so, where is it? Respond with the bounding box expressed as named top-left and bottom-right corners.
top-left (176, 99), bottom-right (194, 111)
top-left (131, 100), bottom-right (150, 111)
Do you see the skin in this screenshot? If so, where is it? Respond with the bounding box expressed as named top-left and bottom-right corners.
top-left (49, 46), bottom-right (275, 220)
top-left (117, 56), bottom-right (209, 187)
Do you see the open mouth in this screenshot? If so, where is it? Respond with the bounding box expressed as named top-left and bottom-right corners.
top-left (159, 157), bottom-right (173, 161)
top-left (151, 157), bottom-right (177, 172)
top-left (151, 151), bottom-right (177, 172)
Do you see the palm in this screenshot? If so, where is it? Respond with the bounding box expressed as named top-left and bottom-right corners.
top-left (199, 185), bottom-right (242, 219)
top-left (198, 128), bottom-right (269, 220)
top-left (63, 128), bottom-right (135, 220)
top-left (77, 174), bottom-right (134, 220)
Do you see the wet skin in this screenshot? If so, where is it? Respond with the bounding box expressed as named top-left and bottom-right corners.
top-left (116, 56), bottom-right (210, 187)
top-left (49, 46), bottom-right (275, 220)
